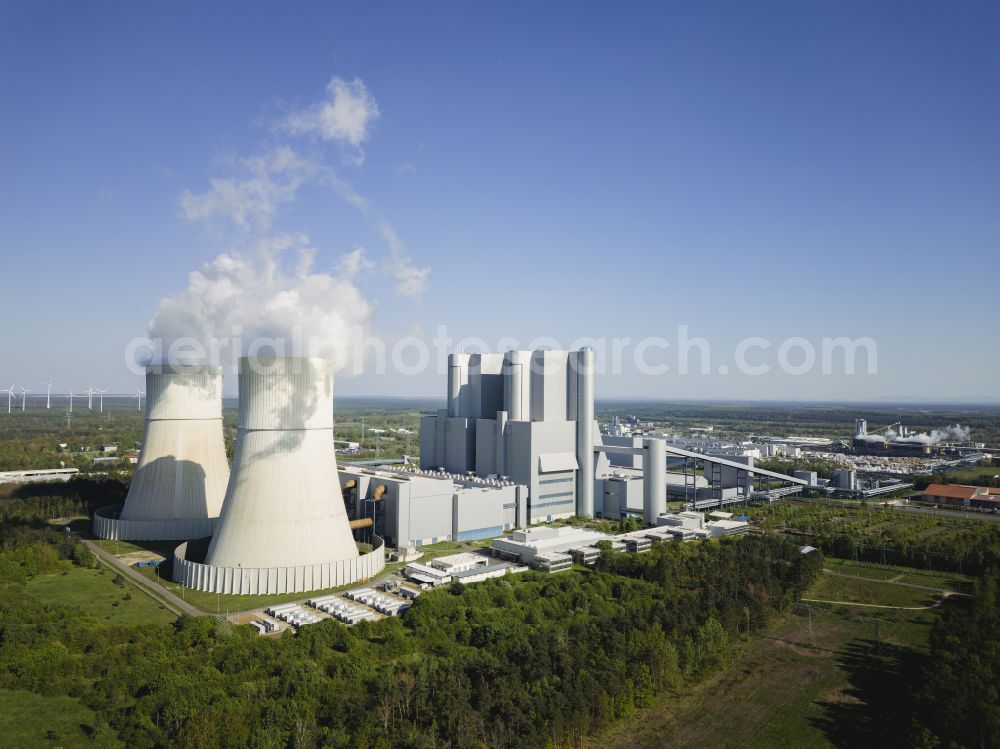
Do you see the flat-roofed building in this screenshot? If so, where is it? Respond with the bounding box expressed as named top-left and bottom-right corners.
top-left (491, 525), bottom-right (611, 565)
top-left (340, 465), bottom-right (526, 549)
top-left (920, 483), bottom-right (1000, 509)
top-left (705, 519), bottom-right (750, 537)
top-left (533, 551), bottom-right (573, 573)
top-left (656, 511), bottom-right (704, 530)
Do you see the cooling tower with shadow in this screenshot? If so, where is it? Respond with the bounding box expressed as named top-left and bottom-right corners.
top-left (172, 356), bottom-right (384, 595)
top-left (92, 364), bottom-right (229, 541)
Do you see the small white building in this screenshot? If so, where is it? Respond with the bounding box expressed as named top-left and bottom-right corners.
top-left (491, 525), bottom-right (612, 566)
top-left (403, 562), bottom-right (452, 587)
top-left (656, 511), bottom-right (704, 530)
top-left (705, 519), bottom-right (750, 537)
top-left (429, 552), bottom-right (490, 575)
top-left (533, 551), bottom-right (573, 573)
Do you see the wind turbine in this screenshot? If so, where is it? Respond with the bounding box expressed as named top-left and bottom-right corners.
top-left (135, 386), bottom-right (144, 411)
top-left (96, 388), bottom-right (107, 413)
top-left (20, 386), bottom-right (30, 411)
top-left (5, 384), bottom-right (15, 414)
top-left (46, 380), bottom-right (53, 409)
top-left (86, 387), bottom-right (95, 410)
top-left (68, 388), bottom-right (74, 414)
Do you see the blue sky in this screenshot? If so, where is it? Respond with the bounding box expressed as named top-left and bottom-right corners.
top-left (1, 1), bottom-right (998, 401)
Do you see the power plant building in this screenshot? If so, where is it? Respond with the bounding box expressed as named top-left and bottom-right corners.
top-left (420, 348), bottom-right (597, 523)
top-left (338, 465), bottom-right (527, 548)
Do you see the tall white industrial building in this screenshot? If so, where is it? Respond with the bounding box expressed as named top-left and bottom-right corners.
top-left (419, 348), bottom-right (597, 523)
top-left (93, 364), bottom-right (229, 541)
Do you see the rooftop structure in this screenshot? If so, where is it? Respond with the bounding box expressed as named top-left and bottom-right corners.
top-left (0, 468), bottom-right (79, 485)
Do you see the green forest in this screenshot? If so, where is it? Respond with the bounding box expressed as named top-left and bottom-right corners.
top-left (2, 507), bottom-right (819, 748)
top-left (1, 480), bottom-right (999, 747)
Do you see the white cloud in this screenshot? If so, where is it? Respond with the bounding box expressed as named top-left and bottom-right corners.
top-left (279, 77), bottom-right (380, 164)
top-left (179, 145), bottom-right (431, 300)
top-left (379, 222), bottom-right (430, 299)
top-left (180, 146), bottom-right (321, 232)
top-left (336, 246), bottom-right (375, 279)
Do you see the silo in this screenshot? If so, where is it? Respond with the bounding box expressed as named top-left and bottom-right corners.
top-left (503, 350), bottom-right (532, 420)
top-left (469, 353), bottom-right (504, 421)
top-left (93, 364), bottom-right (228, 541)
top-left (570, 348), bottom-right (595, 518)
top-left (204, 356), bottom-right (358, 571)
top-left (530, 349), bottom-right (569, 422)
top-left (643, 438), bottom-right (666, 525)
top-left (447, 353), bottom-right (471, 417)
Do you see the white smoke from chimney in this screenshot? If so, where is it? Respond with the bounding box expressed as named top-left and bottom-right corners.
top-left (862, 424), bottom-right (971, 445)
top-left (148, 235), bottom-right (375, 369)
top-left (893, 424), bottom-right (971, 445)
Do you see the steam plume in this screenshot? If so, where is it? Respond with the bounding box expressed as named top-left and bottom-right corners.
top-left (859, 424), bottom-right (971, 445)
top-left (148, 235), bottom-right (374, 368)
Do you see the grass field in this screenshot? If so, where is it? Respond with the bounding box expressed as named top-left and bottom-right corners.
top-left (25, 565), bottom-right (177, 625)
top-left (587, 560), bottom-right (956, 749)
top-left (823, 556), bottom-right (974, 592)
top-left (806, 573), bottom-right (942, 608)
top-left (92, 537), bottom-right (176, 558)
top-left (0, 689), bottom-right (122, 748)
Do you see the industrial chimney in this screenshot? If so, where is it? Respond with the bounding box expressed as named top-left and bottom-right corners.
top-left (855, 418), bottom-right (868, 438)
top-left (173, 356), bottom-right (383, 594)
top-left (93, 364), bottom-right (229, 541)
top-left (568, 348), bottom-right (596, 518)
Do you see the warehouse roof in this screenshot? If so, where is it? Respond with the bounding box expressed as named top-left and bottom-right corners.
top-left (921, 484), bottom-right (982, 500)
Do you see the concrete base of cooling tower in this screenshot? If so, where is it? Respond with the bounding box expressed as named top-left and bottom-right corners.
top-left (92, 505), bottom-right (219, 541)
top-left (172, 536), bottom-right (386, 595)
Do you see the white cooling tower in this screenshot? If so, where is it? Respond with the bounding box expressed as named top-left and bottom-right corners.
top-left (93, 364), bottom-right (229, 541)
top-left (173, 356), bottom-right (384, 595)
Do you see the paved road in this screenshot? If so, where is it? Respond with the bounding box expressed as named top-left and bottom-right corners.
top-left (82, 538), bottom-right (204, 618)
top-left (889, 504), bottom-right (1000, 523)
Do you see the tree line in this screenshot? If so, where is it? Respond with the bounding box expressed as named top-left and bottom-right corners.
top-left (911, 567), bottom-right (1000, 748)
